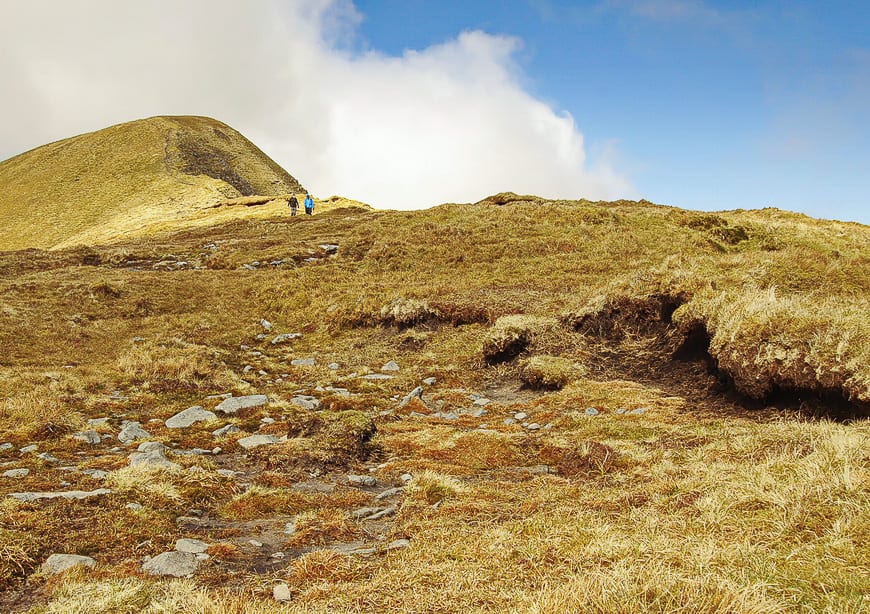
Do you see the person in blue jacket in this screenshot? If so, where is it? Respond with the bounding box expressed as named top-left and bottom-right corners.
top-left (304, 194), bottom-right (314, 215)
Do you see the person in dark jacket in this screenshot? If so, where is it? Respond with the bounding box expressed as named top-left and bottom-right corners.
top-left (288, 195), bottom-right (299, 216)
top-left (304, 194), bottom-right (314, 215)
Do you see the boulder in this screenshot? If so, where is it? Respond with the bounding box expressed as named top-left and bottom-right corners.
top-left (142, 551), bottom-right (198, 577)
top-left (118, 421), bottom-right (151, 444)
top-left (165, 406), bottom-right (218, 429)
top-left (42, 553), bottom-right (97, 575)
top-left (291, 395), bottom-right (321, 410)
top-left (215, 395), bottom-right (269, 415)
top-left (73, 430), bottom-right (101, 445)
top-left (128, 442), bottom-right (180, 470)
top-left (175, 538), bottom-right (209, 554)
top-left (3, 468), bottom-right (29, 478)
top-left (237, 434), bottom-right (281, 450)
top-left (9, 489), bottom-right (111, 502)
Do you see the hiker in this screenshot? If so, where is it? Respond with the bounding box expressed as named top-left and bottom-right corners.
top-left (304, 194), bottom-right (314, 215)
top-left (288, 194), bottom-right (298, 216)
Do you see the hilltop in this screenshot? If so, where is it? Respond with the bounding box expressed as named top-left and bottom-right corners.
top-left (0, 193), bottom-right (867, 612)
top-left (0, 116), bottom-right (318, 250)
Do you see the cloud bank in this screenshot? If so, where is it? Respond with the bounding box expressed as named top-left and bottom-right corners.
top-left (0, 0), bottom-right (632, 209)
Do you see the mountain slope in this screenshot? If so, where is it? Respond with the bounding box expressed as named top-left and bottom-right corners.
top-left (0, 116), bottom-right (306, 250)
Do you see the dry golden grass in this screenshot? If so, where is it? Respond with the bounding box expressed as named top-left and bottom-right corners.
top-left (0, 195), bottom-right (867, 612)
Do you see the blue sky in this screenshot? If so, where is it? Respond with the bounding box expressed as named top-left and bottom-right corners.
top-left (353, 0), bottom-right (870, 223)
top-left (1, 0), bottom-right (867, 222)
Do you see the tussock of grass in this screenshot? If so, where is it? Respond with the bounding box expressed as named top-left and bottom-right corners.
top-left (482, 315), bottom-right (560, 363)
top-left (406, 470), bottom-right (468, 504)
top-left (116, 340), bottom-right (237, 392)
top-left (519, 355), bottom-right (579, 389)
top-left (219, 486), bottom-right (318, 521)
top-left (676, 288), bottom-right (870, 402)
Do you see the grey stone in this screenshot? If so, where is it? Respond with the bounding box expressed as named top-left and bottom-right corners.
top-left (142, 551), bottom-right (198, 577)
top-left (9, 488), bottom-right (111, 502)
top-left (128, 442), bottom-right (180, 470)
top-left (381, 360), bottom-right (400, 372)
top-left (374, 487), bottom-right (404, 500)
top-left (273, 583), bottom-right (293, 602)
top-left (196, 553), bottom-right (210, 561)
top-left (614, 408), bottom-right (627, 415)
top-left (82, 469), bottom-right (108, 479)
top-left (400, 473), bottom-right (413, 483)
top-left (261, 416), bottom-right (275, 424)
top-left (3, 468), bottom-right (29, 478)
top-left (217, 469), bottom-right (240, 478)
top-left (72, 431), bottom-right (101, 446)
top-left (347, 474), bottom-right (377, 487)
top-left (398, 386), bottom-right (424, 408)
top-left (318, 243), bottom-right (339, 254)
top-left (175, 538), bottom-right (209, 554)
top-left (513, 412), bottom-right (528, 421)
top-left (351, 507), bottom-right (381, 520)
top-left (467, 408), bottom-right (488, 418)
top-left (365, 505), bottom-right (397, 521)
top-left (165, 406), bottom-right (217, 429)
top-left (212, 424), bottom-right (241, 438)
top-left (248, 539), bottom-right (264, 547)
top-left (422, 377), bottom-right (437, 386)
top-left (629, 407), bottom-right (649, 415)
top-left (19, 445), bottom-right (38, 454)
top-left (291, 358), bottom-right (316, 367)
top-left (237, 434), bottom-right (281, 450)
top-left (328, 362), bottom-right (340, 370)
top-left (261, 319), bottom-right (273, 331)
top-left (291, 395), bottom-right (321, 410)
top-left (37, 452), bottom-right (60, 463)
top-left (434, 412), bottom-right (459, 421)
top-left (271, 333), bottom-right (303, 345)
top-left (360, 373), bottom-right (394, 381)
top-left (473, 398), bottom-right (492, 406)
top-left (126, 502), bottom-right (143, 511)
top-left (503, 418), bottom-right (517, 425)
top-left (215, 395), bottom-right (268, 414)
top-left (584, 407), bottom-right (600, 417)
top-left (386, 538), bottom-right (410, 550)
top-left (525, 423), bottom-right (541, 431)
top-left (118, 422), bottom-right (151, 444)
top-left (86, 418), bottom-right (109, 427)
top-left (42, 554), bottom-right (96, 575)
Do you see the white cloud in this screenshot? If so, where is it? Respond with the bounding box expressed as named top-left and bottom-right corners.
top-left (0, 0), bottom-right (633, 209)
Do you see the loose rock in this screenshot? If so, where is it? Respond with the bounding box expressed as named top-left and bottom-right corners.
top-left (9, 488), bottom-right (111, 502)
top-left (237, 434), bottom-right (281, 450)
top-left (118, 421), bottom-right (151, 444)
top-left (175, 538), bottom-right (209, 554)
top-left (273, 583), bottom-right (293, 602)
top-left (166, 406), bottom-right (218, 429)
top-left (271, 333), bottom-right (303, 345)
top-left (142, 551), bottom-right (198, 577)
top-left (347, 474), bottom-right (377, 487)
top-left (3, 468), bottom-right (29, 478)
top-left (73, 431), bottom-right (101, 445)
top-left (381, 360), bottom-right (400, 372)
top-left (291, 358), bottom-right (316, 367)
top-left (422, 377), bottom-right (437, 386)
top-left (212, 424), bottom-right (241, 437)
top-left (291, 395), bottom-right (321, 410)
top-left (215, 395), bottom-right (269, 414)
top-left (128, 442), bottom-right (180, 470)
top-left (584, 407), bottom-right (600, 417)
top-left (42, 554), bottom-right (97, 575)
top-left (397, 386), bottom-right (424, 408)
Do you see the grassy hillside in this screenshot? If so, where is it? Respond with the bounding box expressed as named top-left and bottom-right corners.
top-left (0, 116), bottom-right (316, 250)
top-left (0, 197), bottom-right (867, 612)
